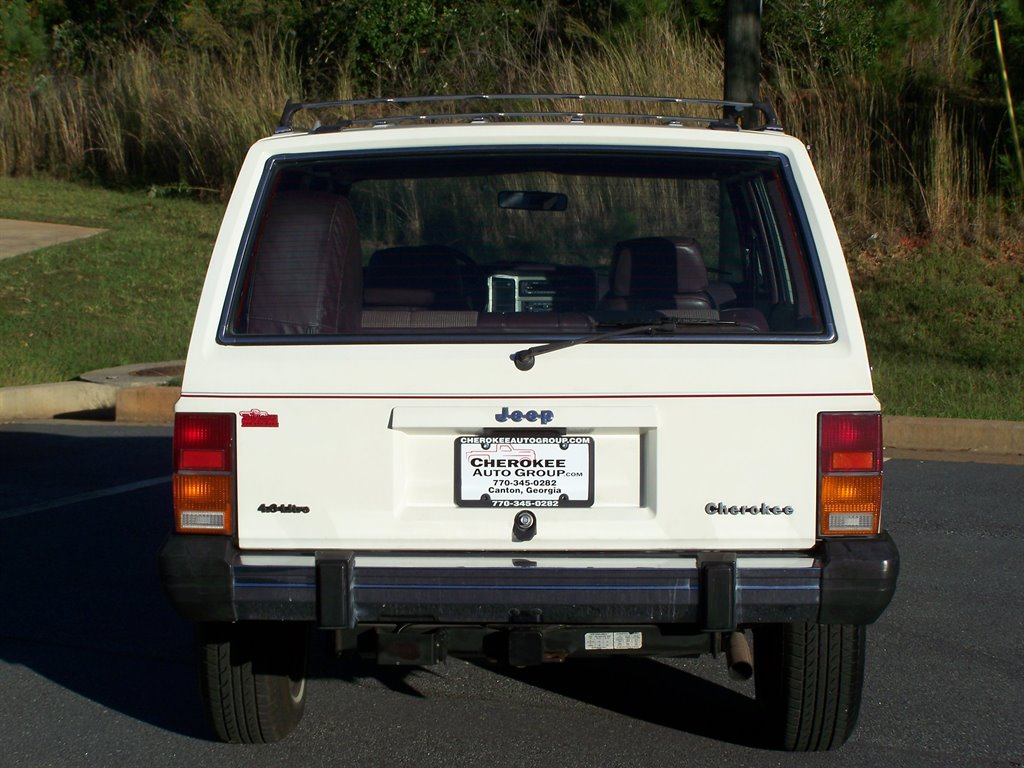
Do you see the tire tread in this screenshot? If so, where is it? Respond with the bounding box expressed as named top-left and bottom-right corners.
top-left (197, 622), bottom-right (308, 744)
top-left (755, 622), bottom-right (865, 751)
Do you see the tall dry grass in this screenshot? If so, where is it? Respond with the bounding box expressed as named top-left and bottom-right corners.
top-left (0, 20), bottom-right (1016, 245)
top-left (0, 31), bottom-right (299, 190)
top-left (537, 21), bottom-right (723, 100)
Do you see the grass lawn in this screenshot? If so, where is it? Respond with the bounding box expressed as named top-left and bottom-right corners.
top-left (1, 175), bottom-right (1020, 420)
top-left (853, 240), bottom-right (1023, 421)
top-left (0, 176), bottom-right (222, 386)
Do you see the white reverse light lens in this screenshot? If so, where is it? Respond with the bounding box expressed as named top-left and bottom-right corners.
top-left (179, 511), bottom-right (227, 530)
top-left (827, 513), bottom-right (875, 532)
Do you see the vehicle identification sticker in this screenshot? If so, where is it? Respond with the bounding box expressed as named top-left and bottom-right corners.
top-left (455, 436), bottom-right (594, 507)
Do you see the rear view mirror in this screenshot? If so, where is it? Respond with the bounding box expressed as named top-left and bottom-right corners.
top-left (498, 191), bottom-right (568, 211)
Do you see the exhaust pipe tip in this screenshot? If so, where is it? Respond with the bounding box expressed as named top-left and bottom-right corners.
top-left (726, 630), bottom-right (753, 681)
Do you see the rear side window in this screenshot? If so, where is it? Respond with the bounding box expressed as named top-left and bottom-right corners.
top-left (225, 150), bottom-right (827, 341)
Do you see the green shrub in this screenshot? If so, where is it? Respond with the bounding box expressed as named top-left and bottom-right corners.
top-left (0, 0), bottom-right (48, 73)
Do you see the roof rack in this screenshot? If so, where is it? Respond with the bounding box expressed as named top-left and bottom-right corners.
top-left (274, 94), bottom-right (782, 135)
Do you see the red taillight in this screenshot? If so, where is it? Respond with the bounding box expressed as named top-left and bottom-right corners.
top-left (175, 413), bottom-right (233, 472)
top-left (820, 412), bottom-right (882, 474)
top-left (173, 413), bottom-right (235, 534)
top-left (818, 412), bottom-right (883, 535)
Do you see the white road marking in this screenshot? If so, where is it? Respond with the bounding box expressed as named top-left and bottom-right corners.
top-left (0, 477), bottom-right (169, 520)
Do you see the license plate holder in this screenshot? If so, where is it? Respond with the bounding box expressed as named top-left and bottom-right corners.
top-left (455, 436), bottom-right (594, 507)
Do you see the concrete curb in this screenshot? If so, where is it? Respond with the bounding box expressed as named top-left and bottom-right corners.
top-left (116, 385), bottom-right (181, 423)
top-left (0, 380), bottom-right (178, 424)
top-left (884, 416), bottom-right (1023, 457)
top-left (0, 381), bottom-right (118, 420)
top-left (0, 361), bottom-right (184, 424)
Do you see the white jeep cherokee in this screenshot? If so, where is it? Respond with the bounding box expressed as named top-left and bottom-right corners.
top-left (159, 94), bottom-right (899, 749)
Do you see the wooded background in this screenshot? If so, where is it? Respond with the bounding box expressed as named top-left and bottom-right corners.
top-left (1, 0), bottom-right (1022, 244)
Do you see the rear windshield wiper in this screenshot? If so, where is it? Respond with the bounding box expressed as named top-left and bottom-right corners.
top-left (511, 315), bottom-right (731, 371)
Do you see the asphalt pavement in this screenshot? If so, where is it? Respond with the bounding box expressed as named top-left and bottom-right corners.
top-left (0, 421), bottom-right (1021, 767)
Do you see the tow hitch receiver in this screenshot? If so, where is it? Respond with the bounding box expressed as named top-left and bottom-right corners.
top-left (698, 553), bottom-right (737, 631)
top-left (508, 630), bottom-right (545, 667)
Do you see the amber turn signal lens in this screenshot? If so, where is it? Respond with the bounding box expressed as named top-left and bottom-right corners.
top-left (819, 475), bottom-right (882, 534)
top-left (173, 474), bottom-right (233, 534)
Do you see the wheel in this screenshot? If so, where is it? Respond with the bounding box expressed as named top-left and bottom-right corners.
top-left (197, 622), bottom-right (309, 743)
top-left (753, 622), bottom-right (866, 751)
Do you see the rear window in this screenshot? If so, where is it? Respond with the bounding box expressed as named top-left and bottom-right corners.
top-left (224, 149), bottom-right (827, 342)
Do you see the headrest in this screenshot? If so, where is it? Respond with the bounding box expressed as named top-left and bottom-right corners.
top-left (610, 237), bottom-right (709, 297)
top-left (365, 245), bottom-right (468, 309)
top-left (246, 190), bottom-right (362, 334)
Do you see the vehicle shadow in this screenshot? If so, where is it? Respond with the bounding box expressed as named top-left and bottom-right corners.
top-left (0, 428), bottom-right (207, 739)
top-left (316, 647), bottom-right (767, 749)
top-left (473, 656), bottom-right (767, 749)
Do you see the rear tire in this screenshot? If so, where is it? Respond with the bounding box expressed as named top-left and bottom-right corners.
top-left (753, 622), bottom-right (866, 751)
top-left (197, 621), bottom-right (309, 743)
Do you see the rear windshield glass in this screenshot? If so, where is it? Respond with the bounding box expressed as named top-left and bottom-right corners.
top-left (225, 150), bottom-right (826, 341)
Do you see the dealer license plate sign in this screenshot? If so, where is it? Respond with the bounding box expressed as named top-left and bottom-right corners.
top-left (455, 436), bottom-right (594, 507)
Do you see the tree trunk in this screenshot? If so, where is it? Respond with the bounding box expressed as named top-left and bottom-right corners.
top-left (724, 0), bottom-right (762, 126)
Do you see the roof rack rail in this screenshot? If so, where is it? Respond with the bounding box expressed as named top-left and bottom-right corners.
top-left (274, 94), bottom-right (782, 135)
